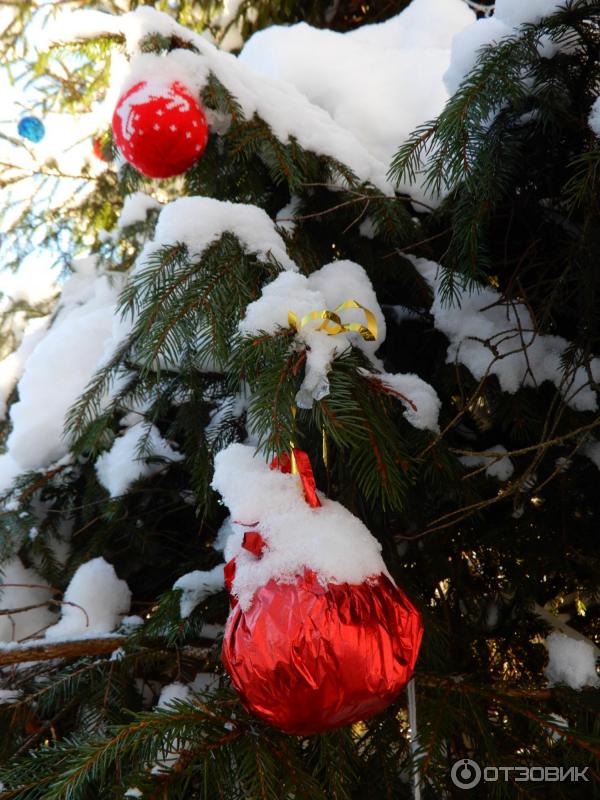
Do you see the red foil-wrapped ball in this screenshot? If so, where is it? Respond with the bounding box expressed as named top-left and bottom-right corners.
top-left (222, 566), bottom-right (423, 735)
top-left (112, 80), bottom-right (208, 178)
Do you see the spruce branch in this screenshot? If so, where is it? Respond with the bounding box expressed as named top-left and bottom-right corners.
top-left (0, 637), bottom-right (128, 667)
top-left (418, 673), bottom-right (600, 757)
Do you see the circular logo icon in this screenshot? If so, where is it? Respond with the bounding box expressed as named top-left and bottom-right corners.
top-left (450, 759), bottom-right (482, 789)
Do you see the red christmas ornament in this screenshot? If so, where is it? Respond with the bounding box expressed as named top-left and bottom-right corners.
top-left (221, 451), bottom-right (423, 735)
top-left (92, 137), bottom-right (110, 162)
top-left (112, 79), bottom-right (208, 178)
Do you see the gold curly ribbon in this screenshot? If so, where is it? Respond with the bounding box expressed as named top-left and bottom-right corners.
top-left (287, 301), bottom-right (377, 477)
top-left (288, 299), bottom-right (378, 342)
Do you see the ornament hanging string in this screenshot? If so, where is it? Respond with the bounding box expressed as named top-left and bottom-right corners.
top-left (407, 677), bottom-right (422, 800)
top-left (322, 427), bottom-right (329, 469)
top-left (288, 299), bottom-right (378, 341)
top-left (290, 406), bottom-right (299, 476)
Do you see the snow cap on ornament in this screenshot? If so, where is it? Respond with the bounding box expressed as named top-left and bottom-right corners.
top-left (213, 443), bottom-right (423, 735)
top-left (112, 77), bottom-right (208, 178)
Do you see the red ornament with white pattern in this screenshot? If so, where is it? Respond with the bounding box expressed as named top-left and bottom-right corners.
top-left (112, 79), bottom-right (208, 178)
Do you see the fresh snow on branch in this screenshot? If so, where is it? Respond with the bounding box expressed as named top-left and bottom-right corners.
top-left (239, 261), bottom-right (382, 407)
top-left (374, 371), bottom-right (441, 433)
top-left (43, 7), bottom-right (395, 193)
top-left (0, 318), bottom-right (49, 422)
top-left (410, 256), bottom-right (600, 412)
top-left (1, 194), bottom-right (296, 494)
top-left (151, 672), bottom-right (218, 773)
top-left (117, 191), bottom-right (162, 229)
top-left (445, 0), bottom-right (567, 95)
top-left (173, 565), bottom-right (225, 618)
top-left (582, 438), bottom-right (600, 471)
top-left (239, 0), bottom-right (474, 203)
top-left (45, 557), bottom-right (131, 640)
top-left (239, 259), bottom-right (440, 429)
top-left (0, 559), bottom-right (57, 643)
top-left (0, 264), bottom-right (130, 489)
top-left (545, 632), bottom-right (599, 691)
top-left (459, 445), bottom-right (514, 480)
top-left (141, 195), bottom-right (297, 271)
top-left (95, 423), bottom-right (184, 498)
top-left (589, 96), bottom-right (600, 137)
top-left (0, 689), bottom-right (21, 704)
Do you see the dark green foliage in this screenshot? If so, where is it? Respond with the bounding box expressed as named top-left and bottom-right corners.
top-left (390, 0), bottom-right (600, 355)
top-left (1, 1), bottom-right (600, 799)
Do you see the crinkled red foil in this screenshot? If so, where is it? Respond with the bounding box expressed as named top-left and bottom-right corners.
top-left (222, 569), bottom-right (423, 735)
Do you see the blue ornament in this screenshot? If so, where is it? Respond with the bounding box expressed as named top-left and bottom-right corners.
top-left (18, 116), bottom-right (45, 143)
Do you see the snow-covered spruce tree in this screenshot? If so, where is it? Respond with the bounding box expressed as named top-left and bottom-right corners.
top-left (1, 0), bottom-right (600, 798)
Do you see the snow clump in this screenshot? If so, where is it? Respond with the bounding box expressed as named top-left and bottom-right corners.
top-left (45, 557), bottom-right (131, 639)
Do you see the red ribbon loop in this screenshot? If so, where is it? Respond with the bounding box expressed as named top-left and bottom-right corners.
top-left (292, 448), bottom-right (321, 508)
top-left (242, 531), bottom-right (267, 558)
top-left (224, 558), bottom-right (237, 608)
top-left (270, 452), bottom-right (292, 473)
top-left (270, 449), bottom-right (321, 508)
